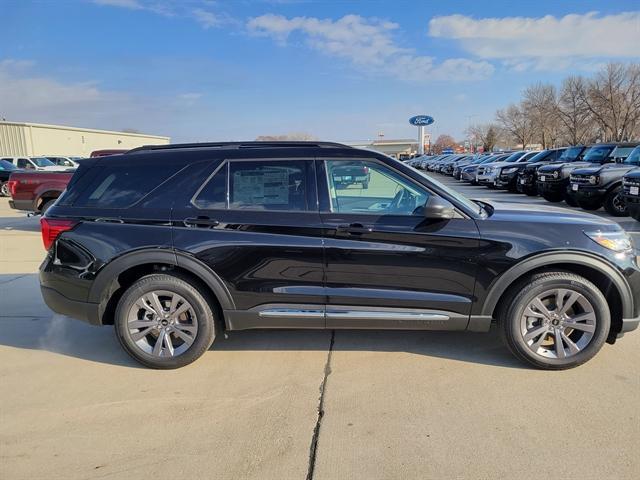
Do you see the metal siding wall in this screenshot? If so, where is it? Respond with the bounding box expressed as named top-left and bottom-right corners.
top-left (0, 124), bottom-right (29, 156)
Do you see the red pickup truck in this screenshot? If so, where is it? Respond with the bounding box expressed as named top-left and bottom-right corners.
top-left (8, 171), bottom-right (74, 214)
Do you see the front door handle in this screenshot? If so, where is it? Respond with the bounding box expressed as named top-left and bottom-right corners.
top-left (337, 223), bottom-right (373, 235)
top-left (184, 216), bottom-right (220, 228)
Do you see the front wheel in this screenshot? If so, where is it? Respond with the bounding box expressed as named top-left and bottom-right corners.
top-left (543, 193), bottom-right (563, 203)
top-left (0, 182), bottom-right (8, 197)
top-left (577, 199), bottom-right (601, 211)
top-left (564, 194), bottom-right (579, 207)
top-left (524, 186), bottom-right (538, 196)
top-left (499, 272), bottom-right (609, 370)
top-left (114, 274), bottom-right (216, 369)
top-left (603, 187), bottom-right (628, 217)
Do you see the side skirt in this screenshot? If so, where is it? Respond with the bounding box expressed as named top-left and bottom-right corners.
top-left (224, 304), bottom-right (490, 331)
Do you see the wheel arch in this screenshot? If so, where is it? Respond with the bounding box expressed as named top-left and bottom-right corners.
top-left (484, 252), bottom-right (633, 334)
top-left (88, 249), bottom-right (234, 325)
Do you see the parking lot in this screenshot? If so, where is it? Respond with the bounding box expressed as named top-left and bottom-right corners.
top-left (0, 183), bottom-right (638, 480)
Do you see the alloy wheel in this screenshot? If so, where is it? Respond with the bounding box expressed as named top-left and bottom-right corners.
top-left (612, 193), bottom-right (626, 213)
top-left (520, 288), bottom-right (596, 359)
top-left (0, 183), bottom-right (8, 197)
top-left (126, 290), bottom-right (198, 357)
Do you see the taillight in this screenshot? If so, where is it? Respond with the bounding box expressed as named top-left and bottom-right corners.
top-left (7, 180), bottom-right (17, 197)
top-left (40, 218), bottom-right (77, 250)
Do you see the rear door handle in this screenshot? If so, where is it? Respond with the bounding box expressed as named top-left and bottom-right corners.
top-left (184, 216), bottom-right (220, 227)
top-left (337, 223), bottom-right (373, 235)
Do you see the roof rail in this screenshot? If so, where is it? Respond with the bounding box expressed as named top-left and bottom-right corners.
top-left (127, 141), bottom-right (352, 154)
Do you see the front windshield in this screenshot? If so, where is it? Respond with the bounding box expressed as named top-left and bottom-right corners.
top-left (527, 150), bottom-right (549, 163)
top-left (611, 146), bottom-right (636, 160)
top-left (31, 157), bottom-right (56, 167)
top-left (503, 151), bottom-right (526, 163)
top-left (623, 146), bottom-right (640, 165)
top-left (0, 160), bottom-right (17, 171)
top-left (583, 146), bottom-right (614, 162)
top-left (558, 146), bottom-right (584, 161)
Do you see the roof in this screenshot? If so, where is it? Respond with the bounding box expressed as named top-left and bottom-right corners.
top-left (0, 120), bottom-right (169, 140)
top-left (127, 141), bottom-right (352, 154)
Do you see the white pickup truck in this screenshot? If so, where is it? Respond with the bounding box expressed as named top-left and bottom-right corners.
top-left (0, 156), bottom-right (71, 172)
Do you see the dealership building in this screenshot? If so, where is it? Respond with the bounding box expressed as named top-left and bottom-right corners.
top-left (346, 139), bottom-right (421, 159)
top-left (0, 121), bottom-right (170, 157)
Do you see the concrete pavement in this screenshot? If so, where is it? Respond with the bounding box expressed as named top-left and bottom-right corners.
top-left (0, 191), bottom-right (638, 480)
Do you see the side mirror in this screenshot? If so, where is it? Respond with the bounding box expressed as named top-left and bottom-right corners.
top-left (423, 196), bottom-right (456, 220)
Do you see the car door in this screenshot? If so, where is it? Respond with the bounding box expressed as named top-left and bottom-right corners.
top-left (172, 157), bottom-right (326, 329)
top-left (318, 157), bottom-right (480, 330)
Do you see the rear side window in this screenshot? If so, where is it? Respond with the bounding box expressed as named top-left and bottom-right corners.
top-left (71, 165), bottom-right (181, 208)
top-left (193, 160), bottom-right (310, 211)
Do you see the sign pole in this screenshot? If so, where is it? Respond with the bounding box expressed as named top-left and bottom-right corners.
top-left (418, 125), bottom-right (424, 155)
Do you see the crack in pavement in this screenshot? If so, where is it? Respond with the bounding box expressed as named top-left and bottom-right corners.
top-left (305, 329), bottom-right (335, 480)
top-left (0, 274), bottom-right (30, 285)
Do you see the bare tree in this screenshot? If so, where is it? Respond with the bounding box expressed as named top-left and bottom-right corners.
top-left (496, 103), bottom-right (533, 148)
top-left (522, 83), bottom-right (561, 148)
top-left (579, 63), bottom-right (640, 141)
top-left (255, 132), bottom-right (317, 141)
top-left (465, 123), bottom-right (501, 152)
top-left (555, 76), bottom-right (597, 145)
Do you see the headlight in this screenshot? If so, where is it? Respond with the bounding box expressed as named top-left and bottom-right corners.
top-left (553, 171), bottom-right (560, 179)
top-left (503, 167), bottom-right (518, 174)
top-left (584, 230), bottom-right (633, 252)
top-left (589, 175), bottom-right (599, 185)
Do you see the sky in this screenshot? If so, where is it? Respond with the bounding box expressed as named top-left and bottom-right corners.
top-left (1, 0), bottom-right (639, 143)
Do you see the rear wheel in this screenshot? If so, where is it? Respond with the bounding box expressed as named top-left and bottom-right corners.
top-left (603, 186), bottom-right (628, 217)
top-left (40, 199), bottom-right (56, 215)
top-left (577, 199), bottom-right (601, 211)
top-left (114, 274), bottom-right (216, 369)
top-left (499, 272), bottom-right (609, 370)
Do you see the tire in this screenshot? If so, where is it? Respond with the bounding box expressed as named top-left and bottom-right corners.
top-left (543, 193), bottom-right (563, 203)
top-left (40, 199), bottom-right (56, 215)
top-left (114, 274), bottom-right (217, 369)
top-left (603, 186), bottom-right (628, 217)
top-left (498, 272), bottom-right (610, 370)
top-left (0, 182), bottom-right (8, 197)
top-left (631, 207), bottom-right (640, 222)
top-left (577, 199), bottom-right (601, 211)
top-left (564, 194), bottom-right (579, 207)
top-left (524, 186), bottom-right (538, 196)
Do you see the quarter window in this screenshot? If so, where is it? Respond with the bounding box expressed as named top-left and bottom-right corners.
top-left (325, 160), bottom-right (429, 215)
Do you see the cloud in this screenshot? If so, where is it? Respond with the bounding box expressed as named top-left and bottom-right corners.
top-left (429, 12), bottom-right (640, 70)
top-left (93, 0), bottom-right (144, 9)
top-left (247, 14), bottom-right (494, 82)
top-left (192, 8), bottom-right (222, 28)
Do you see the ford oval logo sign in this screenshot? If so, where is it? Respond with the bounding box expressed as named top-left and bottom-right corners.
top-left (409, 115), bottom-right (434, 126)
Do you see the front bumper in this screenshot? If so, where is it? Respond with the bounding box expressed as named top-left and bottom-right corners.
top-left (572, 185), bottom-right (607, 201)
top-left (495, 172), bottom-right (518, 188)
top-left (538, 180), bottom-right (566, 195)
top-left (461, 171), bottom-right (476, 181)
top-left (476, 173), bottom-right (497, 185)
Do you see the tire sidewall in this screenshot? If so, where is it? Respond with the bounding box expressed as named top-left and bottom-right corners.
top-left (505, 277), bottom-right (610, 368)
top-left (115, 275), bottom-right (215, 369)
top-left (604, 187), bottom-right (627, 217)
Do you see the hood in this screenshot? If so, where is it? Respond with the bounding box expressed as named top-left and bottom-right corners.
top-left (569, 163), bottom-right (634, 175)
top-left (479, 200), bottom-right (620, 228)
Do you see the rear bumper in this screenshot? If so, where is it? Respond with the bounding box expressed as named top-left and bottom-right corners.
top-left (8, 199), bottom-right (34, 211)
top-left (40, 285), bottom-right (101, 326)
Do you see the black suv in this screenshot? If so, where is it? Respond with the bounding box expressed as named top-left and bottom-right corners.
top-left (622, 169), bottom-right (640, 221)
top-left (516, 148), bottom-right (566, 196)
top-left (535, 146), bottom-right (588, 205)
top-left (569, 143), bottom-right (640, 215)
top-left (39, 142), bottom-right (639, 369)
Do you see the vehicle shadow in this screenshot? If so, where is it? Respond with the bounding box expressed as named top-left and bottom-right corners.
top-left (0, 214), bottom-right (42, 233)
top-left (0, 315), bottom-right (524, 370)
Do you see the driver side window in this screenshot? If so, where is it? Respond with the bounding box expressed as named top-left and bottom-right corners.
top-left (326, 160), bottom-right (429, 215)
